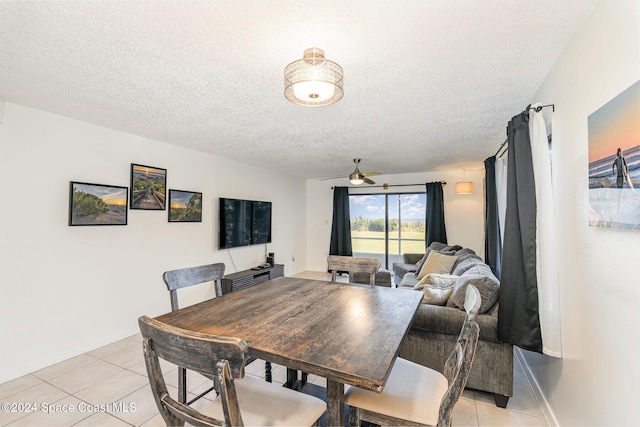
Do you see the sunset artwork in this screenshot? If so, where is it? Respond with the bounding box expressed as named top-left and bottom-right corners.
top-left (588, 80), bottom-right (640, 228)
top-left (168, 190), bottom-right (202, 222)
top-left (130, 163), bottom-right (167, 210)
top-left (69, 182), bottom-right (128, 226)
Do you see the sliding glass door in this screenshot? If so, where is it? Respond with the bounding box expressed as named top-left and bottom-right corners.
top-left (349, 192), bottom-right (426, 269)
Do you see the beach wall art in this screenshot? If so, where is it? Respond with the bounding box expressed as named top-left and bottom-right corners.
top-left (69, 182), bottom-right (128, 226)
top-left (168, 189), bottom-right (202, 222)
top-left (588, 80), bottom-right (640, 229)
top-left (130, 163), bottom-right (167, 210)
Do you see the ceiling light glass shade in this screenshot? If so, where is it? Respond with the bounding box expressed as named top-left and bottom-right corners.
top-left (455, 182), bottom-right (473, 194)
top-left (349, 173), bottom-right (364, 185)
top-left (284, 48), bottom-right (343, 106)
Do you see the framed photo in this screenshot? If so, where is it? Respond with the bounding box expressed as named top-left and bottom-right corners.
top-left (130, 164), bottom-right (167, 210)
top-left (69, 181), bottom-right (128, 226)
top-left (168, 189), bottom-right (203, 222)
top-left (588, 80), bottom-right (640, 228)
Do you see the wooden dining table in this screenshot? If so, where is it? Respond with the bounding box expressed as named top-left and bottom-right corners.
top-left (155, 275), bottom-right (424, 426)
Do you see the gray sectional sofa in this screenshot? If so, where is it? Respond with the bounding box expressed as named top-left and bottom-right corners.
top-left (393, 242), bottom-right (513, 407)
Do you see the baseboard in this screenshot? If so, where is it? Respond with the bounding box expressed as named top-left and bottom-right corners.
top-left (514, 347), bottom-right (559, 427)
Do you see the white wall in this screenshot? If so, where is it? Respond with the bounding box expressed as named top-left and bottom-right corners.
top-left (520, 1), bottom-right (640, 425)
top-left (0, 102), bottom-right (307, 383)
top-left (306, 168), bottom-right (486, 272)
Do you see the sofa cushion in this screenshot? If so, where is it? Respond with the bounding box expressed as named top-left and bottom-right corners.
top-left (412, 274), bottom-right (459, 305)
top-left (399, 273), bottom-right (420, 289)
top-left (409, 303), bottom-right (499, 342)
top-left (417, 251), bottom-right (458, 279)
top-left (448, 264), bottom-right (500, 314)
top-left (393, 262), bottom-right (419, 285)
top-left (451, 254), bottom-right (484, 276)
top-left (429, 242), bottom-right (463, 253)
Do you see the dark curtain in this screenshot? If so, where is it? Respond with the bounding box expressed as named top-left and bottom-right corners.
top-left (329, 186), bottom-right (353, 256)
top-left (425, 182), bottom-right (447, 247)
top-left (497, 113), bottom-right (543, 353)
top-left (484, 156), bottom-right (502, 279)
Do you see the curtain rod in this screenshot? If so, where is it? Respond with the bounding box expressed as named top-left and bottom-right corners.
top-left (525, 103), bottom-right (555, 113)
top-left (331, 181), bottom-right (446, 190)
top-left (493, 103), bottom-right (555, 158)
top-left (494, 139), bottom-right (508, 157)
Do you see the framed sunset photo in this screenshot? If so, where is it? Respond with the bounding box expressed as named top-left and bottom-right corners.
top-left (130, 163), bottom-right (167, 210)
top-left (69, 181), bottom-right (128, 226)
top-left (168, 189), bottom-right (203, 223)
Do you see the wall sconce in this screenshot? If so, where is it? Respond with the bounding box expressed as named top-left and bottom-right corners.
top-left (455, 168), bottom-right (473, 194)
top-left (455, 181), bottom-right (474, 194)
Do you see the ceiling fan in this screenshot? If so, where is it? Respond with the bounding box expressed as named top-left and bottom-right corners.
top-left (321, 158), bottom-right (380, 185)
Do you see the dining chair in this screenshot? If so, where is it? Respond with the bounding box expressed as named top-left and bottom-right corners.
top-left (344, 285), bottom-right (481, 427)
top-left (327, 255), bottom-right (381, 286)
top-left (163, 263), bottom-right (226, 311)
top-left (163, 263), bottom-right (226, 404)
top-left (139, 316), bottom-right (326, 427)
top-left (163, 263), bottom-right (273, 405)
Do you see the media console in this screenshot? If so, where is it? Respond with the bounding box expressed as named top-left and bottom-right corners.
top-left (221, 264), bottom-right (284, 294)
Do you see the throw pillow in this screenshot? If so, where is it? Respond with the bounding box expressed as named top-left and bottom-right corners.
top-left (414, 249), bottom-right (431, 275)
top-left (414, 273), bottom-right (459, 288)
top-left (412, 273), bottom-right (459, 305)
top-left (417, 251), bottom-right (458, 279)
top-left (449, 266), bottom-right (500, 313)
top-left (451, 254), bottom-right (483, 276)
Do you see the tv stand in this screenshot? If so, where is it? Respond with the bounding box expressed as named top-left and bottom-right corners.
top-left (221, 264), bottom-right (284, 294)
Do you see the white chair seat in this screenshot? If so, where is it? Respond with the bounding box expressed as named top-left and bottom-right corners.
top-left (345, 357), bottom-right (448, 426)
top-left (204, 375), bottom-right (326, 426)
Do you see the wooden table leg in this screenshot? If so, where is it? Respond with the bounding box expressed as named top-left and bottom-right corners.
top-left (265, 361), bottom-right (272, 383)
top-left (326, 379), bottom-right (345, 427)
top-left (285, 367), bottom-right (298, 389)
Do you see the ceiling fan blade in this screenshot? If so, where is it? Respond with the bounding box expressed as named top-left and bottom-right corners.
top-left (318, 176), bottom-right (345, 181)
top-left (362, 172), bottom-right (380, 177)
top-left (364, 177), bottom-right (376, 185)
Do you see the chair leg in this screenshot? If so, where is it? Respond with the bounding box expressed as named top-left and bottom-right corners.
top-left (348, 405), bottom-right (360, 427)
top-left (178, 367), bottom-right (187, 404)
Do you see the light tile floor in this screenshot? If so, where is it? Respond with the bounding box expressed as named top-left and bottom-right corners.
top-left (0, 271), bottom-right (550, 427)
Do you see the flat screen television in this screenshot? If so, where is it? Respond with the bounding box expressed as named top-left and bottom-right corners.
top-left (218, 198), bottom-right (272, 249)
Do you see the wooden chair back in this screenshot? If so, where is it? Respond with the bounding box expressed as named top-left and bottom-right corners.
top-left (163, 263), bottom-right (225, 311)
top-left (438, 285), bottom-right (481, 426)
top-left (139, 315), bottom-right (247, 427)
top-left (162, 262), bottom-right (225, 404)
top-left (327, 255), bottom-right (381, 286)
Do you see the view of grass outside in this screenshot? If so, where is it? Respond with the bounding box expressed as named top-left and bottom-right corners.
top-left (351, 231), bottom-right (425, 254)
top-left (349, 193), bottom-right (426, 259)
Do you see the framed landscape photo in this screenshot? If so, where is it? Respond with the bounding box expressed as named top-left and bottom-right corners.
top-left (168, 189), bottom-right (203, 222)
top-left (69, 181), bottom-right (128, 226)
top-left (130, 164), bottom-right (167, 210)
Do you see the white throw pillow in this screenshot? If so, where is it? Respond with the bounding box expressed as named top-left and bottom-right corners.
top-left (417, 251), bottom-right (458, 279)
top-left (412, 273), bottom-right (459, 305)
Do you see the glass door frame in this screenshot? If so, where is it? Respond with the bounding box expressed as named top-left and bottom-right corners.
top-left (349, 191), bottom-right (426, 270)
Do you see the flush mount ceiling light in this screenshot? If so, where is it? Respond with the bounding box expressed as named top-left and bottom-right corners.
top-left (284, 48), bottom-right (344, 106)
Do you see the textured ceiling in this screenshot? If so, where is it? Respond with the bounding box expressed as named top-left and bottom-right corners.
top-left (0, 1), bottom-right (597, 181)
